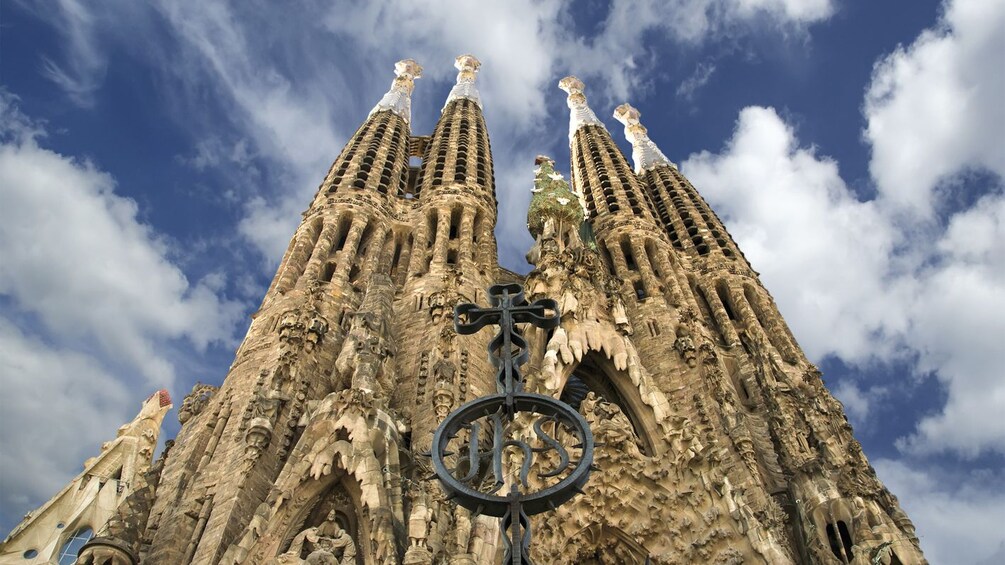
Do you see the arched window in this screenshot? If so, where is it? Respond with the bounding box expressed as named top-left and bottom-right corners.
top-left (57, 527), bottom-right (93, 565)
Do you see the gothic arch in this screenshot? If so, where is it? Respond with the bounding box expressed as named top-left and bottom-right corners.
top-left (264, 472), bottom-right (374, 565)
top-left (559, 351), bottom-right (660, 455)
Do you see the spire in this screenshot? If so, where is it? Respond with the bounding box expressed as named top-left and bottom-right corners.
top-left (444, 54), bottom-right (482, 110)
top-left (558, 76), bottom-right (604, 142)
top-left (370, 58), bottom-right (423, 123)
top-left (613, 103), bottom-right (676, 173)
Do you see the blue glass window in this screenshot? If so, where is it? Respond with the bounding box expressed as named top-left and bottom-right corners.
top-left (57, 527), bottom-right (93, 565)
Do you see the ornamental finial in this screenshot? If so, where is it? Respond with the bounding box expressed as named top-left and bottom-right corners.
top-left (444, 54), bottom-right (482, 110)
top-left (370, 58), bottom-right (423, 123)
top-left (528, 155), bottom-right (585, 237)
top-left (613, 103), bottom-right (676, 173)
top-left (559, 76), bottom-right (604, 142)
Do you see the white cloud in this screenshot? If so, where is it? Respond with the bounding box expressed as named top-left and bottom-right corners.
top-left (0, 320), bottom-right (134, 518)
top-left (683, 106), bottom-right (902, 363)
top-left (0, 92), bottom-right (242, 386)
top-left (680, 99), bottom-right (1005, 563)
top-left (681, 99), bottom-right (1005, 461)
top-left (864, 0), bottom-right (1005, 219)
top-left (563, 0), bottom-right (833, 101)
top-left (676, 61), bottom-right (717, 101)
top-left (831, 380), bottom-right (888, 429)
top-left (897, 193), bottom-right (1005, 456)
top-left (0, 91), bottom-right (243, 532)
top-left (874, 458), bottom-right (1005, 565)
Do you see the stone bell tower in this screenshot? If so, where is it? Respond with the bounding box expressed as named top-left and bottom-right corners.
top-left (5, 56), bottom-right (927, 565)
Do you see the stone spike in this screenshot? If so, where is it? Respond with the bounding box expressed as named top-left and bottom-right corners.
top-left (558, 76), bottom-right (604, 142)
top-left (370, 58), bottom-right (423, 123)
top-left (613, 103), bottom-right (677, 173)
top-left (444, 53), bottom-right (482, 110)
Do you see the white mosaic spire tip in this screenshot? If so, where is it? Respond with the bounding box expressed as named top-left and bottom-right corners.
top-left (370, 58), bottom-right (423, 124)
top-left (613, 103), bottom-right (676, 173)
top-left (444, 54), bottom-right (482, 110)
top-left (558, 76), bottom-right (604, 142)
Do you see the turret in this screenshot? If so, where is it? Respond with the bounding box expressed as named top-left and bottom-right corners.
top-left (558, 77), bottom-right (658, 228)
top-left (0, 391), bottom-right (171, 565)
top-left (560, 78), bottom-right (684, 307)
top-left (269, 60), bottom-right (422, 297)
top-left (613, 102), bottom-right (746, 264)
top-left (407, 54), bottom-right (496, 277)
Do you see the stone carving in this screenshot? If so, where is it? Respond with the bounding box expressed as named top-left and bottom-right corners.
top-left (178, 383), bottom-right (218, 425)
top-left (273, 511), bottom-right (357, 565)
top-left (581, 392), bottom-right (642, 457)
top-left (674, 324), bottom-right (698, 367)
top-left (431, 366), bottom-right (456, 421)
top-left (12, 61), bottom-right (928, 565)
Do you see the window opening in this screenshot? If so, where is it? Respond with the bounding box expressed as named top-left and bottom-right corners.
top-left (562, 355), bottom-right (652, 455)
top-left (633, 280), bottom-right (647, 300)
top-left (321, 262), bottom-right (336, 283)
top-left (620, 239), bottom-right (637, 271)
top-left (717, 284), bottom-right (737, 321)
top-left (838, 521), bottom-right (854, 561)
top-left (449, 207), bottom-right (461, 240)
top-left (57, 527), bottom-right (94, 565)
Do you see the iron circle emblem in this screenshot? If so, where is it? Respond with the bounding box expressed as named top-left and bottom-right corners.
top-left (431, 391), bottom-right (594, 518)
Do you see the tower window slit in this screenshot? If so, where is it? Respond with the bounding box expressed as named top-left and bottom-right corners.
top-left (449, 207), bottom-right (461, 240)
top-left (620, 239), bottom-right (637, 271)
top-left (600, 245), bottom-right (617, 277)
top-left (717, 284), bottom-right (737, 321)
top-left (320, 262), bottom-right (336, 283)
top-left (633, 280), bottom-right (646, 300)
top-left (334, 218), bottom-right (351, 252)
top-left (838, 521), bottom-right (854, 561)
top-left (826, 524), bottom-right (843, 561)
top-left (390, 239), bottom-right (403, 277)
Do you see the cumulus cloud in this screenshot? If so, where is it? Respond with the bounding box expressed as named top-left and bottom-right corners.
top-left (0, 91), bottom-right (245, 531)
top-left (683, 106), bottom-right (902, 362)
top-left (680, 99), bottom-right (1004, 562)
top-left (831, 380), bottom-right (888, 429)
top-left (0, 320), bottom-right (134, 521)
top-left (683, 101), bottom-right (1005, 453)
top-left (0, 93), bottom-right (243, 386)
top-left (874, 458), bottom-right (1005, 565)
top-left (864, 0), bottom-right (1005, 219)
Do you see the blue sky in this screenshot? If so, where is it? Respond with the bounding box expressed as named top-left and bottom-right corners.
top-left (1, 1), bottom-right (1003, 562)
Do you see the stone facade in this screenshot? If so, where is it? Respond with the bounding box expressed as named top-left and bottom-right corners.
top-left (4, 55), bottom-right (926, 565)
top-left (0, 391), bottom-right (172, 565)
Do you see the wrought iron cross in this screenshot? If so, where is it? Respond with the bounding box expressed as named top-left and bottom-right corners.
top-left (431, 283), bottom-right (595, 565)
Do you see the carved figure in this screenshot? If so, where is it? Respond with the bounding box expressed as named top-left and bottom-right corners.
top-left (674, 325), bottom-right (698, 367)
top-left (275, 511), bottom-right (357, 565)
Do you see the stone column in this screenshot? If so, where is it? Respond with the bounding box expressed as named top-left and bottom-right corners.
top-left (299, 218), bottom-right (340, 285)
top-left (275, 222), bottom-right (320, 292)
top-left (700, 280), bottom-right (739, 347)
top-left (407, 219), bottom-right (429, 278)
top-left (458, 208), bottom-right (476, 268)
top-left (631, 239), bottom-right (661, 300)
top-left (359, 225), bottom-right (389, 282)
top-left (334, 216), bottom-right (368, 281)
top-left (431, 207), bottom-right (452, 267)
top-left (651, 245), bottom-right (685, 307)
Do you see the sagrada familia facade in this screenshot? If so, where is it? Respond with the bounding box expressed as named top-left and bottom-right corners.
top-left (2, 55), bottom-right (927, 565)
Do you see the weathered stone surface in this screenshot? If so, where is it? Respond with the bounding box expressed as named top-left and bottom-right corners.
top-left (1, 59), bottom-right (925, 565)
